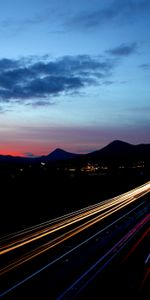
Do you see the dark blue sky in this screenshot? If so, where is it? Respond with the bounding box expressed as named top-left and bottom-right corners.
top-left (0, 0), bottom-right (150, 156)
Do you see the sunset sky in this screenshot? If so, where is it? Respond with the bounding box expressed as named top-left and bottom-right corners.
top-left (0, 0), bottom-right (150, 156)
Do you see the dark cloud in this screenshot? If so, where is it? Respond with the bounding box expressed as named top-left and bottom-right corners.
top-left (139, 63), bottom-right (150, 69)
top-left (106, 43), bottom-right (138, 57)
top-left (103, 80), bottom-right (114, 85)
top-left (67, 0), bottom-right (150, 29)
top-left (0, 59), bottom-right (19, 70)
top-left (0, 55), bottom-right (114, 105)
top-left (23, 152), bottom-right (35, 157)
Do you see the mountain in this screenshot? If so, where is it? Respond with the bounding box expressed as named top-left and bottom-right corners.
top-left (44, 148), bottom-right (80, 161)
top-left (86, 140), bottom-right (133, 158)
top-left (0, 154), bottom-right (29, 163)
top-left (0, 148), bottom-right (79, 163)
top-left (87, 140), bottom-right (131, 155)
top-left (85, 140), bottom-right (150, 163)
top-left (0, 140), bottom-right (149, 164)
top-left (42, 140), bottom-right (150, 166)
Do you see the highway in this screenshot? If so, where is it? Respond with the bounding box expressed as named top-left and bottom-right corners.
top-left (0, 181), bottom-right (150, 299)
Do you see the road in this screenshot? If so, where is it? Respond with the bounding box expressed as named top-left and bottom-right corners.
top-left (0, 181), bottom-right (150, 299)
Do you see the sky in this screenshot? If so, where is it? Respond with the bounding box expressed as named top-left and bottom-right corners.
top-left (0, 0), bottom-right (150, 156)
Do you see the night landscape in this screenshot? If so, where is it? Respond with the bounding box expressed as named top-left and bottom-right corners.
top-left (0, 1), bottom-right (150, 299)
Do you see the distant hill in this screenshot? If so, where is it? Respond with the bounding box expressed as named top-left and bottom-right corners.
top-left (0, 140), bottom-right (149, 164)
top-left (0, 154), bottom-right (29, 163)
top-left (85, 140), bottom-right (150, 164)
top-left (44, 148), bottom-right (80, 161)
top-left (43, 140), bottom-right (150, 163)
top-left (0, 148), bottom-right (79, 163)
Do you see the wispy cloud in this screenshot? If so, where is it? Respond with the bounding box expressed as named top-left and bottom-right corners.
top-left (6, 123), bottom-right (150, 155)
top-left (129, 106), bottom-right (150, 113)
top-left (139, 63), bottom-right (150, 70)
top-left (0, 55), bottom-right (114, 105)
top-left (106, 43), bottom-right (138, 57)
top-left (66, 0), bottom-right (150, 29)
top-left (22, 152), bottom-right (36, 157)
top-left (1, 7), bottom-right (54, 32)
top-left (103, 80), bottom-right (114, 85)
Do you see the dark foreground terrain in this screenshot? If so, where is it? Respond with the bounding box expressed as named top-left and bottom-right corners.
top-left (1, 140), bottom-right (150, 299)
top-left (1, 161), bottom-right (149, 236)
top-left (1, 140), bottom-right (150, 235)
top-left (1, 188), bottom-right (150, 300)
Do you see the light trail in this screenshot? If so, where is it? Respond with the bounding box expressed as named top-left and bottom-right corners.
top-left (122, 227), bottom-right (149, 262)
top-left (56, 213), bottom-right (150, 300)
top-left (0, 201), bottom-right (145, 298)
top-left (1, 180), bottom-right (149, 244)
top-left (1, 181), bottom-right (150, 255)
top-left (0, 192), bottom-right (132, 244)
top-left (0, 193), bottom-right (148, 276)
top-left (0, 191), bottom-right (123, 243)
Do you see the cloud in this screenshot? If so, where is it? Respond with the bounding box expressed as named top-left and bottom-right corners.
top-left (22, 152), bottom-right (36, 157)
top-left (103, 80), bottom-right (114, 85)
top-left (0, 58), bottom-right (19, 70)
top-left (139, 63), bottom-right (150, 70)
top-left (129, 106), bottom-right (150, 113)
top-left (11, 123), bottom-right (150, 155)
top-left (0, 55), bottom-right (114, 105)
top-left (66, 0), bottom-right (150, 29)
top-left (1, 6), bottom-right (54, 32)
top-left (106, 43), bottom-right (138, 57)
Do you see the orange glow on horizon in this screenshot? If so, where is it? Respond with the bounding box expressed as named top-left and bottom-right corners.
top-left (0, 142), bottom-right (89, 157)
top-left (0, 143), bottom-right (53, 157)
top-left (0, 150), bottom-right (24, 157)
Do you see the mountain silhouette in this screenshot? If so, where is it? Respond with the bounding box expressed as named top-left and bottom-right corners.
top-left (85, 140), bottom-right (150, 161)
top-left (0, 140), bottom-right (149, 163)
top-left (45, 148), bottom-right (79, 161)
